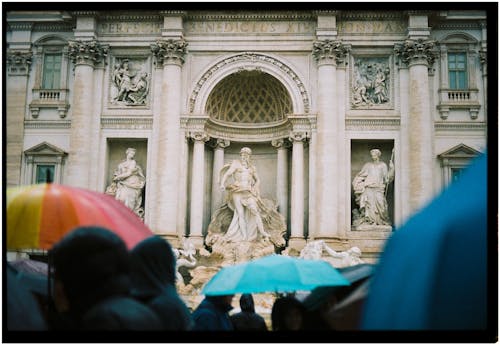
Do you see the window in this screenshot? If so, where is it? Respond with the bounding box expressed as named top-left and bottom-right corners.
top-left (42, 53), bottom-right (62, 89)
top-left (36, 165), bottom-right (55, 183)
top-left (448, 53), bottom-right (467, 90)
top-left (438, 144), bottom-right (481, 187)
top-left (23, 142), bottom-right (67, 185)
top-left (29, 36), bottom-right (70, 119)
top-left (437, 34), bottom-right (481, 120)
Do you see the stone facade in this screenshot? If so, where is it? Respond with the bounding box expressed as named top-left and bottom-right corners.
top-left (6, 8), bottom-right (489, 261)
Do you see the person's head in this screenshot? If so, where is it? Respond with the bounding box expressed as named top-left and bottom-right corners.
top-left (240, 147), bottom-right (252, 162)
top-left (370, 148), bottom-right (381, 161)
top-left (271, 295), bottom-right (305, 331)
top-left (50, 226), bottom-right (131, 317)
top-left (239, 293), bottom-right (255, 313)
top-left (130, 236), bottom-right (176, 298)
top-left (126, 147), bottom-right (136, 159)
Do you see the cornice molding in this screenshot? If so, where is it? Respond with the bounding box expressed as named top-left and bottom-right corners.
top-left (24, 120), bottom-right (71, 129)
top-left (101, 117), bottom-right (153, 129)
top-left (33, 22), bottom-right (75, 32)
top-left (339, 11), bottom-right (405, 21)
top-left (345, 118), bottom-right (400, 130)
top-left (98, 14), bottom-right (163, 21)
top-left (434, 121), bottom-right (486, 131)
top-left (185, 11), bottom-right (315, 21)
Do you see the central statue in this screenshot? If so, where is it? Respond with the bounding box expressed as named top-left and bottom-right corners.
top-left (205, 147), bottom-right (286, 264)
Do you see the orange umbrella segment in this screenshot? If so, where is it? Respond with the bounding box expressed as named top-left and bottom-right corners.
top-left (7, 183), bottom-right (154, 250)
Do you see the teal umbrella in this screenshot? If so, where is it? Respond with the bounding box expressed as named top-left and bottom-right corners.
top-left (201, 254), bottom-right (350, 296)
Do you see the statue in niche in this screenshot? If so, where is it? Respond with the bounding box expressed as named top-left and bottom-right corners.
top-left (352, 148), bottom-right (394, 230)
top-left (111, 58), bottom-right (149, 105)
top-left (106, 147), bottom-right (146, 220)
top-left (352, 58), bottom-right (390, 107)
top-left (205, 147), bottom-right (286, 264)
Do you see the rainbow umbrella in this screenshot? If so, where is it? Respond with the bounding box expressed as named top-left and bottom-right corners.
top-left (7, 183), bottom-right (155, 250)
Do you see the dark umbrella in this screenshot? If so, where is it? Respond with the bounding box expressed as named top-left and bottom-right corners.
top-left (361, 153), bottom-right (488, 330)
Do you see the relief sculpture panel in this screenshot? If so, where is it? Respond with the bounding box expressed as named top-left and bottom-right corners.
top-left (109, 57), bottom-right (151, 107)
top-left (351, 56), bottom-right (392, 109)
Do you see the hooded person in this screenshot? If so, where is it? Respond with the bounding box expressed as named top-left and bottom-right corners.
top-left (130, 236), bottom-right (194, 330)
top-left (192, 294), bottom-right (235, 331)
top-left (229, 293), bottom-right (268, 331)
top-left (49, 226), bottom-right (162, 330)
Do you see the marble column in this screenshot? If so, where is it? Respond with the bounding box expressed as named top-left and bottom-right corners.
top-left (271, 139), bottom-right (289, 221)
top-left (65, 40), bottom-right (107, 189)
top-left (150, 39), bottom-right (187, 235)
top-left (211, 139), bottom-right (230, 214)
top-left (395, 39), bottom-right (436, 212)
top-left (6, 50), bottom-right (32, 187)
top-left (288, 132), bottom-right (307, 249)
top-left (189, 132), bottom-right (209, 247)
top-left (312, 40), bottom-right (350, 239)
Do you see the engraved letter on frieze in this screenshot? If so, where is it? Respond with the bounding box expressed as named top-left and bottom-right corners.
top-left (351, 57), bottom-right (391, 108)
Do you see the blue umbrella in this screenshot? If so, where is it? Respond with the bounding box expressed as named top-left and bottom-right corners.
top-left (201, 254), bottom-right (350, 296)
top-left (361, 152), bottom-right (488, 330)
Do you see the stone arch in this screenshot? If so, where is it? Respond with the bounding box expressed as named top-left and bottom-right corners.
top-left (188, 52), bottom-right (310, 115)
top-left (33, 34), bottom-right (68, 47)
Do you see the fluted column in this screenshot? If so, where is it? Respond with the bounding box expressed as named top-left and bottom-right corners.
top-left (312, 40), bottom-right (350, 239)
top-left (271, 139), bottom-right (289, 221)
top-left (211, 139), bottom-right (230, 214)
top-left (189, 132), bottom-right (209, 246)
top-left (395, 39), bottom-right (436, 212)
top-left (65, 40), bottom-right (107, 188)
top-left (6, 50), bottom-right (32, 187)
top-left (288, 132), bottom-right (307, 249)
top-left (150, 39), bottom-right (188, 235)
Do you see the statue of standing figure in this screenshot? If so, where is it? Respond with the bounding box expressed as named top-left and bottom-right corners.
top-left (106, 147), bottom-right (146, 219)
top-left (352, 148), bottom-right (394, 229)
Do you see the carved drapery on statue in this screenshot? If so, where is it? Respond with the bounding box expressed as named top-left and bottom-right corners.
top-left (205, 147), bottom-right (286, 264)
top-left (352, 148), bottom-right (394, 230)
top-left (105, 147), bottom-right (146, 220)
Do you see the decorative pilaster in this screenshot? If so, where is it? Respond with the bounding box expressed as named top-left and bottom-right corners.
top-left (6, 50), bottom-right (32, 187)
top-left (65, 40), bottom-right (107, 189)
top-left (189, 132), bottom-right (210, 247)
top-left (211, 139), bottom-right (230, 215)
top-left (312, 40), bottom-right (350, 239)
top-left (149, 39), bottom-right (187, 235)
top-left (394, 39), bottom-right (436, 212)
top-left (288, 131), bottom-right (307, 250)
top-left (271, 139), bottom-right (289, 221)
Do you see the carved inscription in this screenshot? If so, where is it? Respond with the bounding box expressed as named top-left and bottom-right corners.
top-left (186, 21), bottom-right (315, 34)
top-left (99, 22), bottom-right (162, 34)
top-left (338, 21), bottom-right (405, 34)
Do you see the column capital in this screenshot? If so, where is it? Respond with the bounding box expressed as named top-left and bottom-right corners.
top-left (394, 38), bottom-right (437, 68)
top-left (289, 131), bottom-right (308, 143)
top-left (312, 39), bottom-right (350, 66)
top-left (6, 49), bottom-right (32, 76)
top-left (213, 138), bottom-right (230, 149)
top-left (151, 39), bottom-right (188, 67)
top-left (68, 39), bottom-right (108, 67)
top-left (271, 138), bottom-right (291, 149)
top-left (189, 131), bottom-right (209, 142)
top-left (479, 50), bottom-right (487, 65)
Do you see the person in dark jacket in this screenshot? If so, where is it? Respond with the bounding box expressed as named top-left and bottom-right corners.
top-left (130, 236), bottom-right (194, 330)
top-left (50, 226), bottom-right (162, 330)
top-left (271, 295), bottom-right (306, 331)
top-left (192, 294), bottom-right (235, 331)
top-left (230, 293), bottom-right (268, 331)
